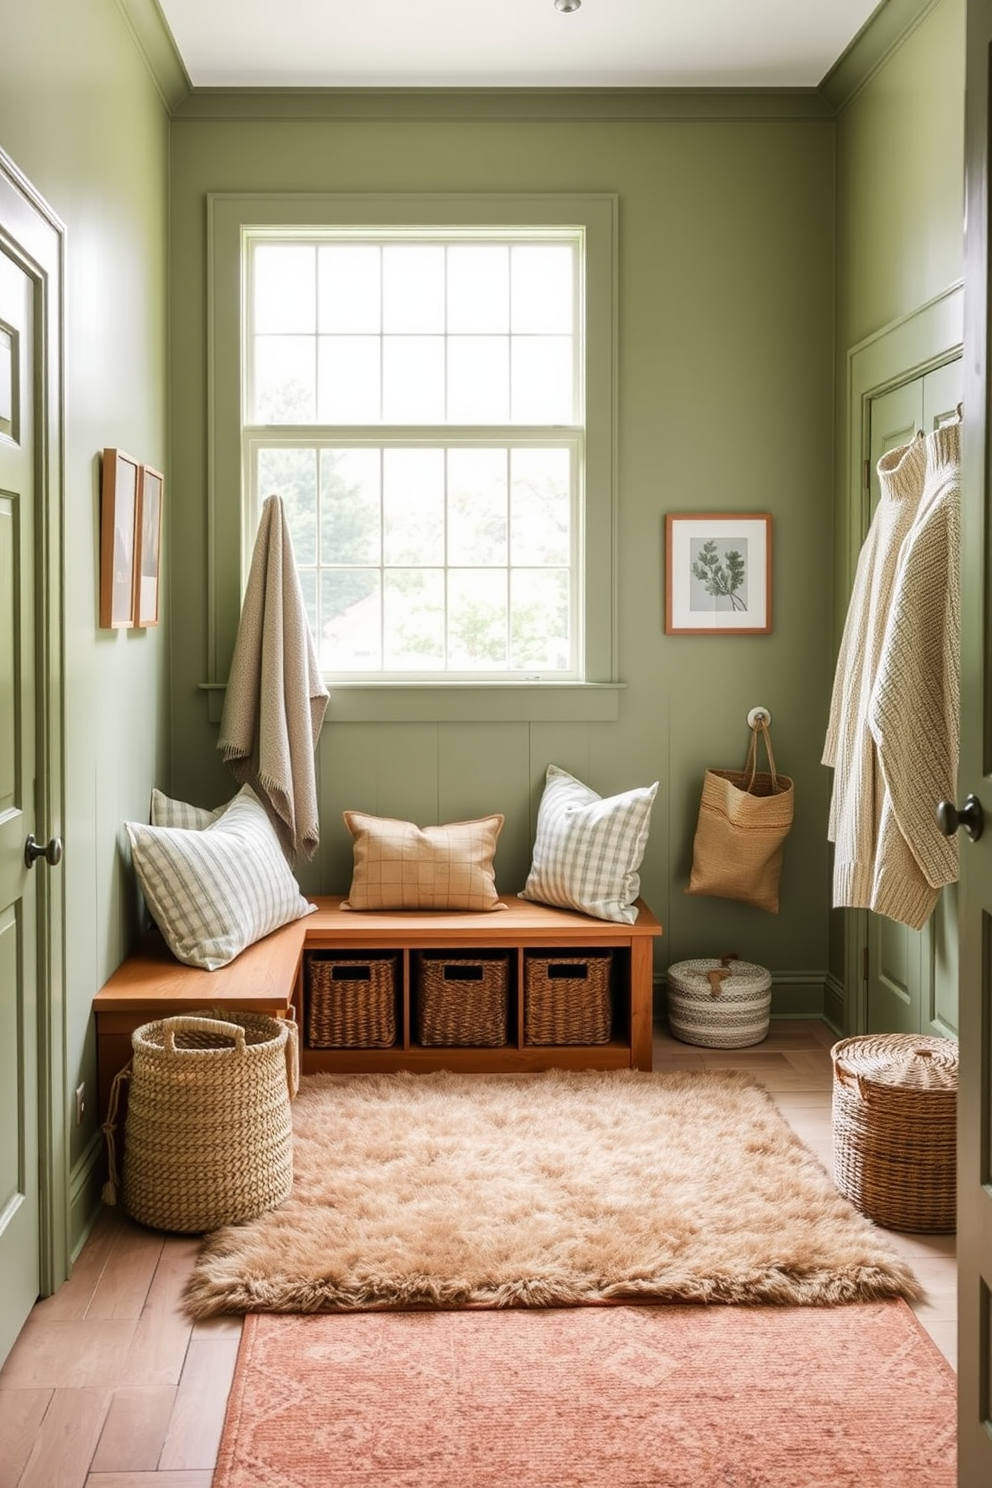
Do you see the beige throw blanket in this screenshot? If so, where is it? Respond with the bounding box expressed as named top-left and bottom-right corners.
top-left (218, 495), bottom-right (329, 862)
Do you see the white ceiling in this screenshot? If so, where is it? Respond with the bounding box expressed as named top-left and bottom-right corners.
top-left (156, 0), bottom-right (885, 91)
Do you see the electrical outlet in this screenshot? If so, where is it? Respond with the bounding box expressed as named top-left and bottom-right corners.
top-left (74, 1083), bottom-right (86, 1125)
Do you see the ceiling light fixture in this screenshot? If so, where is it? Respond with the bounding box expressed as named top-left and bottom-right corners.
top-left (554, 0), bottom-right (581, 12)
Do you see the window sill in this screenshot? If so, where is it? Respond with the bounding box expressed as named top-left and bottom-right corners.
top-left (200, 681), bottom-right (625, 724)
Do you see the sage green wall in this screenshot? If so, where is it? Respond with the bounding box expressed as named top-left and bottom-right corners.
top-left (0, 0), bottom-right (170, 1242)
top-left (169, 107), bottom-right (835, 1000)
top-left (827, 0), bottom-right (965, 997)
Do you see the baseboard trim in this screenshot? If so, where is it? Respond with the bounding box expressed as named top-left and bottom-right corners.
top-left (655, 971), bottom-right (830, 1025)
top-left (68, 1133), bottom-right (107, 1264)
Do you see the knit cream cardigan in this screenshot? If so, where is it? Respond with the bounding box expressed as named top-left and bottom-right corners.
top-left (868, 422), bottom-right (961, 929)
top-left (822, 432), bottom-right (928, 914)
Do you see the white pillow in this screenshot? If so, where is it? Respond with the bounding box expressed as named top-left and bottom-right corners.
top-left (520, 765), bottom-right (658, 924)
top-left (149, 787), bottom-right (226, 831)
top-left (126, 785), bottom-right (315, 970)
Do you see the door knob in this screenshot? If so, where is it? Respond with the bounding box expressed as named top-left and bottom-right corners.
top-left (936, 795), bottom-right (984, 842)
top-left (24, 834), bottom-right (63, 869)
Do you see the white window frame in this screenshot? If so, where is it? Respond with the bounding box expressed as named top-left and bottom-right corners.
top-left (207, 193), bottom-right (621, 723)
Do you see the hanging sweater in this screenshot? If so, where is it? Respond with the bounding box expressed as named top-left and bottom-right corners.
top-left (868, 422), bottom-right (961, 929)
top-left (822, 432), bottom-right (928, 909)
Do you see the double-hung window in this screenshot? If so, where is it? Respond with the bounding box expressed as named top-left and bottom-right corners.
top-left (211, 194), bottom-right (618, 715)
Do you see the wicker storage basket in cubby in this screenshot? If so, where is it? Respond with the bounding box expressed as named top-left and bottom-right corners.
top-left (306, 954), bottom-right (398, 1048)
top-left (524, 952), bottom-right (613, 1045)
top-left (417, 952), bottom-right (509, 1047)
top-left (831, 1033), bottom-right (957, 1233)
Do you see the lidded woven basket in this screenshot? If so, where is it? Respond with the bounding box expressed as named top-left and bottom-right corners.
top-left (666, 954), bottom-right (771, 1048)
top-left (121, 1011), bottom-right (296, 1233)
top-left (831, 1033), bottom-right (957, 1233)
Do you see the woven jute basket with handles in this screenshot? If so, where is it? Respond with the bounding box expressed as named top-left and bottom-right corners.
top-left (103, 1010), bottom-right (297, 1234)
top-left (831, 1033), bottom-right (957, 1233)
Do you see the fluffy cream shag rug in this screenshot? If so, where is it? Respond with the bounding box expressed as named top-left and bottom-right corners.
top-left (184, 1069), bottom-right (921, 1319)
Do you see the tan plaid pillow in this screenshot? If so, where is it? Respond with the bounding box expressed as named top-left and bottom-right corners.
top-left (342, 812), bottom-right (506, 912)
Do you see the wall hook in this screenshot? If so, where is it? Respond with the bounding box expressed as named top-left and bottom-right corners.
top-left (747, 706), bottom-right (772, 731)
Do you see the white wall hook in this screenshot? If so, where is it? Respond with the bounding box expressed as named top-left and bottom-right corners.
top-left (747, 706), bottom-right (772, 730)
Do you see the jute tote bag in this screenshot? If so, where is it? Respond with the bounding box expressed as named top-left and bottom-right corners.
top-left (686, 720), bottom-right (794, 913)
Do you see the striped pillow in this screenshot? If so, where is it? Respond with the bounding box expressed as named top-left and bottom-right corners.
top-left (126, 785), bottom-right (315, 970)
top-left (520, 765), bottom-right (658, 924)
top-left (150, 788), bottom-right (226, 831)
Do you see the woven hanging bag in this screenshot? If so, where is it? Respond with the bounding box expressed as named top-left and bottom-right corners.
top-left (831, 1033), bottom-right (957, 1233)
top-left (118, 1012), bottom-right (295, 1234)
top-left (686, 720), bottom-right (794, 913)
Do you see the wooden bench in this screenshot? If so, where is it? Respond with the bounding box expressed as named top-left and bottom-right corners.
top-left (94, 895), bottom-right (663, 1122)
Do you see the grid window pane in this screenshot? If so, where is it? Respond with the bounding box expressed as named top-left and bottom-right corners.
top-left (318, 336), bottom-right (381, 422)
top-left (447, 245), bottom-right (509, 332)
top-left (318, 245), bottom-right (380, 333)
top-left (384, 569), bottom-right (445, 668)
top-left (511, 568), bottom-right (570, 671)
top-left (511, 336), bottom-right (574, 423)
top-left (448, 569), bottom-right (508, 669)
top-left (383, 448), bottom-right (444, 564)
top-left (254, 245), bottom-right (316, 333)
top-left (447, 337), bottom-right (510, 423)
top-left (383, 245), bottom-right (445, 332)
top-left (321, 568), bottom-right (381, 670)
top-left (511, 244), bottom-right (573, 333)
top-left (320, 448), bottom-right (381, 566)
top-left (383, 336), bottom-right (445, 423)
top-left (245, 228), bottom-right (586, 679)
top-left (447, 448), bottom-right (507, 565)
top-left (510, 448), bottom-right (570, 564)
top-left (258, 447), bottom-right (317, 565)
top-left (254, 336), bottom-right (316, 423)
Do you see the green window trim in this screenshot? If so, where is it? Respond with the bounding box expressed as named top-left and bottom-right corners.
top-left (206, 191), bottom-right (619, 723)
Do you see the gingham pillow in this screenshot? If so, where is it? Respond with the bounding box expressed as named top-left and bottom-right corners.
top-left (125, 785), bottom-right (315, 970)
top-left (149, 787), bottom-right (226, 831)
top-left (520, 765), bottom-right (658, 924)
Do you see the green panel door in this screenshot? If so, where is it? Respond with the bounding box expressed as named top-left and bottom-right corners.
top-left (0, 243), bottom-right (40, 1362)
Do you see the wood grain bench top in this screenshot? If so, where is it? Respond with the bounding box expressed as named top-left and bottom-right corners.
top-left (93, 895), bottom-right (662, 1012)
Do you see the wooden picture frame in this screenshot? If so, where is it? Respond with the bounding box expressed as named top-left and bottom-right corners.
top-left (134, 464), bottom-right (164, 627)
top-left (99, 449), bottom-right (140, 629)
top-left (665, 513), bottom-right (772, 635)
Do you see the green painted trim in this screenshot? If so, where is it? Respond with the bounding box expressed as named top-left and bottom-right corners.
top-left (201, 681), bottom-right (624, 726)
top-left (173, 86), bottom-right (833, 125)
top-left (823, 973), bottom-right (848, 1037)
top-left (206, 191), bottom-right (619, 707)
top-left (68, 1136), bottom-right (105, 1264)
top-left (820, 0), bottom-right (945, 115)
top-left (114, 0), bottom-right (191, 112)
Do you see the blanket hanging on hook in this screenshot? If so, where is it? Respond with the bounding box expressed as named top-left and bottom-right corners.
top-left (685, 718), bottom-right (794, 914)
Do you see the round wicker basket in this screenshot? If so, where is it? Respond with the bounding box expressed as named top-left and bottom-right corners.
top-left (831, 1033), bottom-right (957, 1233)
top-left (122, 1012), bottom-right (295, 1234)
top-left (666, 955), bottom-right (771, 1048)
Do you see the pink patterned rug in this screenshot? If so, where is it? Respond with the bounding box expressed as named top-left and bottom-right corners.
top-left (213, 1300), bottom-right (955, 1487)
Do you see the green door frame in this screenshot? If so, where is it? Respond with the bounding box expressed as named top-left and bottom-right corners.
top-left (839, 280), bottom-right (963, 1036)
top-left (0, 147), bottom-right (69, 1297)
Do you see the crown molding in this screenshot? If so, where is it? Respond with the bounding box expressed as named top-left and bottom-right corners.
top-left (819, 0), bottom-right (945, 114)
top-left (114, 0), bottom-right (191, 111)
top-left (171, 85), bottom-right (833, 125)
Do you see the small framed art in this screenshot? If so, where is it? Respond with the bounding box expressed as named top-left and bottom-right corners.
top-left (99, 449), bottom-right (140, 629)
top-left (134, 464), bottom-right (164, 627)
top-left (664, 513), bottom-right (772, 635)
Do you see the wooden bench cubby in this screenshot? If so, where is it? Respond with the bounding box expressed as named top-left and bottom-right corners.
top-left (294, 896), bottom-right (662, 1075)
top-left (94, 894), bottom-right (663, 1123)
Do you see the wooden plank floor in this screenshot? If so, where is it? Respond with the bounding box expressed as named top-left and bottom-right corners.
top-left (0, 1019), bottom-right (957, 1487)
